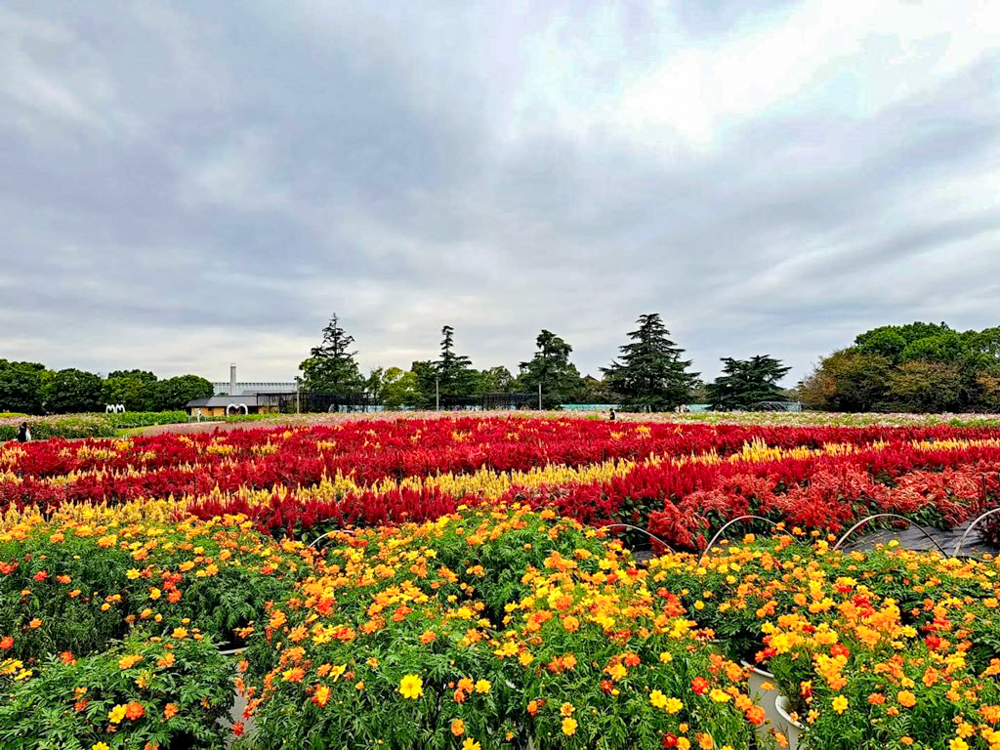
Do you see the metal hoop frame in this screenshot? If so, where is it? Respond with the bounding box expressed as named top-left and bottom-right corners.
top-left (602, 523), bottom-right (676, 554)
top-left (952, 507), bottom-right (1000, 557)
top-left (831, 513), bottom-right (949, 556)
top-left (307, 528), bottom-right (357, 550)
top-left (697, 516), bottom-right (779, 566)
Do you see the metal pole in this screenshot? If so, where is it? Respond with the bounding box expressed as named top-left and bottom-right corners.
top-left (295, 377), bottom-right (300, 414)
top-left (435, 377), bottom-right (440, 411)
top-left (538, 382), bottom-right (542, 410)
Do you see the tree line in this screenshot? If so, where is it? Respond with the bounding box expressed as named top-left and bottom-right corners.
top-left (0, 362), bottom-right (213, 415)
top-left (298, 313), bottom-right (791, 412)
top-left (796, 322), bottom-right (1000, 412)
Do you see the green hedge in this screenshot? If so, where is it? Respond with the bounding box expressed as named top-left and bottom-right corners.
top-left (0, 411), bottom-right (189, 440)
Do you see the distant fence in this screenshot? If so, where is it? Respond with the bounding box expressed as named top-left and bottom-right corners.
top-left (255, 391), bottom-right (539, 413)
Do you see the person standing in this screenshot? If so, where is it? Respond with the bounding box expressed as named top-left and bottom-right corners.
top-left (16, 422), bottom-right (30, 442)
top-left (609, 408), bottom-right (616, 422)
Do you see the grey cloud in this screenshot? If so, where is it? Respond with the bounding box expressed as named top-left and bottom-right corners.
top-left (1, 0), bottom-right (999, 388)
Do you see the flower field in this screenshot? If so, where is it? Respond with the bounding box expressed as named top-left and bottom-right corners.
top-left (3, 416), bottom-right (1000, 749)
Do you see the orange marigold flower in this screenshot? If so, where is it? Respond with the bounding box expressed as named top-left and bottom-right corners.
top-left (164, 703), bottom-right (179, 719)
top-left (118, 654), bottom-right (143, 670)
top-left (897, 691), bottom-right (917, 708)
top-left (451, 718), bottom-right (465, 736)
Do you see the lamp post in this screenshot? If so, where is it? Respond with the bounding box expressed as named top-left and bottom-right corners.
top-left (435, 377), bottom-right (440, 411)
top-left (295, 377), bottom-right (301, 414)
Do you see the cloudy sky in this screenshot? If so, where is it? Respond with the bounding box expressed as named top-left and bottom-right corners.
top-left (2, 1), bottom-right (999, 386)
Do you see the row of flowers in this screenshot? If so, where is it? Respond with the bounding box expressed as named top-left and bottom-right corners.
top-left (4, 419), bottom-right (999, 500)
top-left (6, 424), bottom-right (1000, 552)
top-left (6, 503), bottom-right (1000, 748)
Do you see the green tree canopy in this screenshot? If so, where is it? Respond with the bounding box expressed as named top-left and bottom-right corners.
top-left (377, 367), bottom-right (422, 409)
top-left (148, 375), bottom-right (213, 411)
top-left (601, 314), bottom-right (698, 412)
top-left (474, 366), bottom-right (515, 396)
top-left (706, 355), bottom-right (791, 411)
top-left (0, 361), bottom-right (47, 415)
top-left (102, 370), bottom-right (158, 411)
top-left (44, 368), bottom-right (104, 414)
top-left (516, 330), bottom-right (582, 409)
top-left (299, 314), bottom-right (364, 394)
top-left (798, 349), bottom-right (892, 412)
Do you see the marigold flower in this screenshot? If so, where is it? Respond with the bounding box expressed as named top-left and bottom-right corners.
top-left (451, 718), bottom-right (464, 736)
top-left (562, 717), bottom-right (578, 736)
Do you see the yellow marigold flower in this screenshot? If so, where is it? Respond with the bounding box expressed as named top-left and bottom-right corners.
top-left (560, 702), bottom-right (575, 717)
top-left (461, 740), bottom-right (481, 750)
top-left (665, 697), bottom-right (684, 714)
top-left (93, 744), bottom-right (110, 750)
top-left (108, 704), bottom-right (127, 723)
top-left (562, 717), bottom-right (578, 736)
top-left (399, 674), bottom-right (424, 700)
top-left (650, 690), bottom-right (668, 709)
top-left (949, 740), bottom-right (968, 750)
top-left (832, 696), bottom-right (848, 714)
top-left (474, 679), bottom-right (491, 694)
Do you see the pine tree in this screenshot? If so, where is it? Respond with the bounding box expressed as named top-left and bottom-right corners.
top-left (601, 314), bottom-right (698, 411)
top-left (299, 314), bottom-right (364, 393)
top-left (517, 330), bottom-right (582, 409)
top-left (706, 355), bottom-right (791, 411)
top-left (435, 326), bottom-right (476, 399)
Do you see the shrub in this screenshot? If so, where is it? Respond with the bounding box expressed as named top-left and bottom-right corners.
top-left (0, 629), bottom-right (235, 750)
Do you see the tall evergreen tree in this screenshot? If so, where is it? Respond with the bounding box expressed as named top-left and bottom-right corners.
top-left (706, 355), bottom-right (791, 411)
top-left (601, 314), bottom-right (698, 411)
top-left (435, 325), bottom-right (476, 399)
top-left (299, 314), bottom-right (364, 393)
top-left (517, 329), bottom-right (582, 408)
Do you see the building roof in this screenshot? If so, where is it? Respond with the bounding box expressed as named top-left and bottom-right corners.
top-left (187, 395), bottom-right (262, 408)
top-left (212, 382), bottom-right (297, 395)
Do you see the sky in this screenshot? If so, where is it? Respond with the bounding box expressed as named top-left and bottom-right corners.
top-left (2, 1), bottom-right (999, 386)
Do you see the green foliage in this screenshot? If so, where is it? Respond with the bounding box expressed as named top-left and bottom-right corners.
top-left (435, 325), bottom-right (476, 399)
top-left (577, 374), bottom-right (617, 404)
top-left (806, 321), bottom-right (1000, 412)
top-left (377, 367), bottom-right (423, 409)
top-left (0, 631), bottom-right (235, 750)
top-left (601, 314), bottom-right (698, 412)
top-left (798, 349), bottom-right (893, 412)
top-left (0, 412), bottom-right (188, 440)
top-left (148, 375), bottom-right (214, 412)
top-left (899, 332), bottom-right (966, 363)
top-left (516, 330), bottom-right (582, 408)
top-left (706, 355), bottom-right (790, 411)
top-left (474, 366), bottom-right (515, 396)
top-left (102, 370), bottom-right (158, 411)
top-left (299, 313), bottom-right (364, 394)
top-left (887, 360), bottom-right (963, 412)
top-left (0, 361), bottom-right (47, 415)
top-left (43, 368), bottom-right (104, 414)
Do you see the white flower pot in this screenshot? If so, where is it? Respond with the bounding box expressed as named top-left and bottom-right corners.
top-left (774, 694), bottom-right (803, 750)
top-left (741, 661), bottom-right (783, 739)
